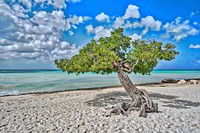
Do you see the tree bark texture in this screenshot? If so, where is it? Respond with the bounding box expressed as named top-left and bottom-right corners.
top-left (110, 66), bottom-right (158, 117)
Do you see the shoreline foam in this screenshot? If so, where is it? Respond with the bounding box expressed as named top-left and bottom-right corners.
top-left (1, 78), bottom-right (199, 97)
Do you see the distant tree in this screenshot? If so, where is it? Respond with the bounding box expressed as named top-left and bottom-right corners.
top-left (55, 28), bottom-right (179, 117)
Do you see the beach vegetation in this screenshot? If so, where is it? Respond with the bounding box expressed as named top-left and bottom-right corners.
top-left (55, 28), bottom-right (179, 117)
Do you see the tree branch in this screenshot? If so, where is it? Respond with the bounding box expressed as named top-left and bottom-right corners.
top-left (122, 60), bottom-right (132, 64)
top-left (113, 58), bottom-right (140, 73)
top-left (131, 59), bottom-right (140, 70)
top-left (122, 59), bottom-right (140, 73)
top-left (123, 67), bottom-right (132, 73)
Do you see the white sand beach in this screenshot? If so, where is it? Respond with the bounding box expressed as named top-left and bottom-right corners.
top-left (0, 82), bottom-right (200, 133)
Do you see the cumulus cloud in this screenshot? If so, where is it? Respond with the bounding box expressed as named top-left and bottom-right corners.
top-left (51, 42), bottom-right (81, 59)
top-left (123, 16), bottom-right (161, 35)
top-left (129, 33), bottom-right (142, 41)
top-left (85, 25), bottom-right (94, 34)
top-left (132, 22), bottom-right (141, 28)
top-left (0, 15), bottom-right (18, 42)
top-left (112, 4), bottom-right (140, 29)
top-left (124, 21), bottom-right (133, 29)
top-left (85, 4), bottom-right (162, 42)
top-left (0, 39), bottom-right (15, 46)
top-left (163, 17), bottom-right (199, 41)
top-left (95, 12), bottom-right (110, 22)
top-left (111, 6), bottom-right (160, 36)
top-left (123, 4), bottom-right (140, 19)
top-left (85, 25), bottom-right (112, 40)
top-left (12, 4), bottom-right (29, 18)
top-left (34, 0), bottom-right (82, 9)
top-left (19, 0), bottom-right (32, 8)
top-left (189, 44), bottom-right (200, 49)
top-left (0, 36), bottom-right (80, 61)
top-left (31, 10), bottom-right (71, 31)
top-left (0, 1), bottom-right (90, 62)
top-left (113, 17), bottom-right (124, 28)
top-left (52, 0), bottom-right (66, 9)
top-left (68, 15), bottom-right (91, 25)
top-left (140, 16), bottom-right (162, 35)
top-left (0, 2), bottom-right (18, 22)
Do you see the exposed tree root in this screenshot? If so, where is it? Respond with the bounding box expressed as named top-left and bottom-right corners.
top-left (110, 101), bottom-right (158, 118)
top-left (110, 64), bottom-right (159, 117)
top-left (109, 88), bottom-right (158, 117)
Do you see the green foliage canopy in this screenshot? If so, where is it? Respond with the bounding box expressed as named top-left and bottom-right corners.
top-left (55, 28), bottom-right (179, 75)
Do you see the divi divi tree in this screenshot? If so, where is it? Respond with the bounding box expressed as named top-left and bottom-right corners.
top-left (55, 28), bottom-right (179, 117)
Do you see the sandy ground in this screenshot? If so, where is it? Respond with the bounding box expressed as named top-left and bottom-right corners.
top-left (0, 83), bottom-right (200, 133)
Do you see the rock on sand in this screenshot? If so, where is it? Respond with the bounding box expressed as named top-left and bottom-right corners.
top-left (189, 80), bottom-right (198, 84)
top-left (178, 79), bottom-right (186, 85)
top-left (161, 78), bottom-right (177, 83)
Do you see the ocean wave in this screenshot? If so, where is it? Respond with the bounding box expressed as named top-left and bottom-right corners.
top-left (0, 90), bottom-right (20, 96)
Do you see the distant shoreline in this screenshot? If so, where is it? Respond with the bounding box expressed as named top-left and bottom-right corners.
top-left (1, 78), bottom-right (199, 97)
top-left (0, 69), bottom-right (200, 74)
top-left (1, 69), bottom-right (200, 71)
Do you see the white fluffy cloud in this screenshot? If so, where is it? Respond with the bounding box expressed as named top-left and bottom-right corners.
top-left (113, 17), bottom-right (124, 28)
top-left (140, 16), bottom-right (162, 35)
top-left (163, 17), bottom-right (199, 41)
top-left (0, 2), bottom-right (18, 22)
top-left (0, 36), bottom-right (80, 61)
top-left (85, 25), bottom-right (112, 40)
top-left (12, 4), bottom-right (29, 18)
top-left (31, 10), bottom-right (71, 31)
top-left (52, 0), bottom-right (66, 9)
top-left (123, 16), bottom-right (161, 35)
top-left (112, 6), bottom-right (161, 36)
top-left (95, 12), bottom-right (110, 22)
top-left (51, 42), bottom-right (81, 59)
top-left (34, 0), bottom-right (82, 9)
top-left (189, 44), bottom-right (200, 49)
top-left (129, 33), bottom-right (142, 41)
top-left (85, 25), bottom-right (94, 34)
top-left (124, 21), bottom-right (133, 28)
top-left (19, 0), bottom-right (32, 8)
top-left (140, 16), bottom-right (162, 31)
top-left (68, 15), bottom-right (91, 25)
top-left (85, 4), bottom-right (162, 42)
top-left (112, 4), bottom-right (140, 29)
top-left (132, 22), bottom-right (141, 28)
top-left (0, 1), bottom-right (90, 62)
top-left (123, 4), bottom-right (140, 19)
top-left (51, 41), bottom-right (79, 53)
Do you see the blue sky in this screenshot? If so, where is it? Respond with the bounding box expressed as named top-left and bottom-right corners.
top-left (0, 0), bottom-right (200, 69)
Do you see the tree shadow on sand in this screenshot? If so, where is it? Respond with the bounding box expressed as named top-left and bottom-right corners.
top-left (85, 91), bottom-right (200, 109)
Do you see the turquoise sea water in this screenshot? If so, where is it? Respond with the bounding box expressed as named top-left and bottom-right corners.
top-left (0, 70), bottom-right (199, 96)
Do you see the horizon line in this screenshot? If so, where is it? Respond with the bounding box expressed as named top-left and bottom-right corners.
top-left (0, 69), bottom-right (200, 71)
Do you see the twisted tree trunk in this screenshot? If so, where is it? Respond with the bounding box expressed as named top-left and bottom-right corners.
top-left (110, 68), bottom-right (158, 117)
